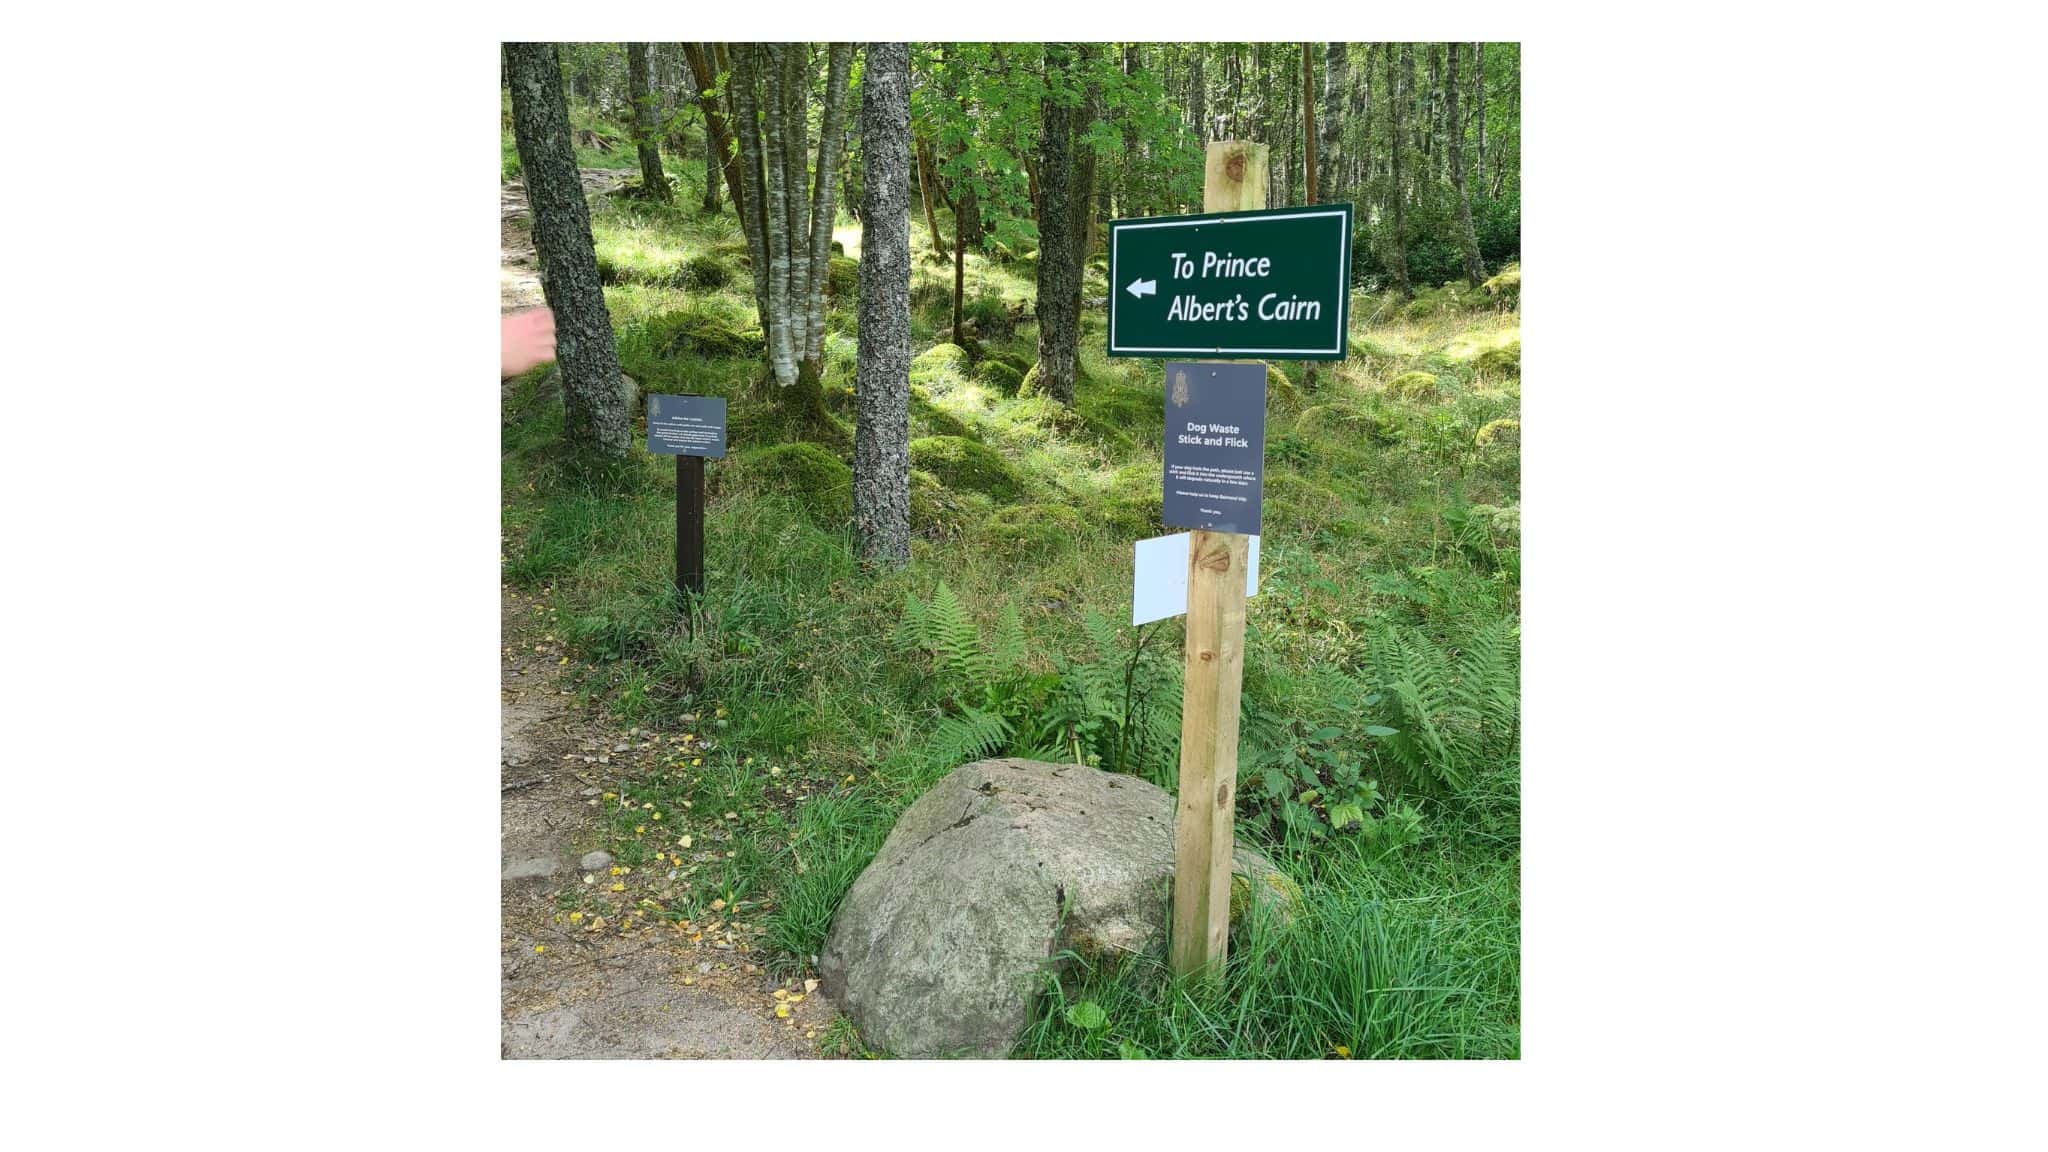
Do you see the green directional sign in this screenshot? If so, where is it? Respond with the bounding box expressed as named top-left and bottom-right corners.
top-left (1107, 203), bottom-right (1352, 360)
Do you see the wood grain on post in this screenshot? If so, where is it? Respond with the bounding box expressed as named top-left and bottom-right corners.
top-left (1169, 140), bottom-right (1265, 982)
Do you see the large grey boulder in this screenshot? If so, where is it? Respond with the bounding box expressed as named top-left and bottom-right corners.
top-left (818, 758), bottom-right (1295, 1058)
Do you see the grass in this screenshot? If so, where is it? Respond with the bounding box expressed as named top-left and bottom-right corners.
top-left (502, 113), bottom-right (1520, 1058)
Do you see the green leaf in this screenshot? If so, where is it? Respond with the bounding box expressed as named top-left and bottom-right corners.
top-left (1328, 802), bottom-right (1366, 830)
top-left (1065, 1001), bottom-right (1108, 1031)
top-left (1309, 726), bottom-right (1343, 742)
top-left (1117, 1039), bottom-right (1150, 1059)
top-left (1363, 725), bottom-right (1398, 737)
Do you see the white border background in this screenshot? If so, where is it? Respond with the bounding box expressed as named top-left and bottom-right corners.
top-left (3, 3), bottom-right (2040, 1146)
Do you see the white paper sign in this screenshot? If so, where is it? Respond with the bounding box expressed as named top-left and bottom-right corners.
top-left (1132, 533), bottom-right (1260, 626)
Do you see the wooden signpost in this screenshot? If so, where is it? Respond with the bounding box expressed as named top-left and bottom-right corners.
top-left (646, 394), bottom-right (727, 625)
top-left (1106, 141), bottom-right (1352, 980)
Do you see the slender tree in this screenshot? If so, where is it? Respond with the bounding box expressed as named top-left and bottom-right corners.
top-left (1445, 43), bottom-right (1485, 286)
top-left (801, 43), bottom-right (855, 379)
top-left (1032, 42), bottom-right (1080, 405)
top-left (624, 43), bottom-right (670, 201)
top-left (855, 43), bottom-right (912, 567)
top-left (1384, 42), bottom-right (1411, 296)
top-left (1301, 44), bottom-right (1317, 204)
top-left (728, 44), bottom-right (773, 323)
top-left (505, 43), bottom-right (630, 458)
top-left (1318, 43), bottom-right (1346, 204)
top-left (1472, 42), bottom-right (1487, 182)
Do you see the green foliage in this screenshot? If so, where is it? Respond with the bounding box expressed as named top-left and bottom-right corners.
top-left (1474, 339), bottom-right (1521, 377)
top-left (1387, 371), bottom-right (1440, 400)
top-left (1240, 721), bottom-right (1417, 848)
top-left (909, 435), bottom-right (1020, 500)
top-left (729, 443), bottom-right (852, 527)
top-left (1482, 263), bottom-right (1520, 306)
top-left (1361, 622), bottom-right (1520, 794)
top-left (632, 302), bottom-right (765, 361)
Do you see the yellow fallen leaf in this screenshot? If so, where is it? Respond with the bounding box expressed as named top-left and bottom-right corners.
top-left (678, 836), bottom-right (693, 849)
top-left (774, 1004), bottom-right (790, 1019)
top-left (710, 898), bottom-right (727, 912)
top-left (804, 978), bottom-right (819, 994)
top-left (682, 976), bottom-right (696, 986)
top-left (534, 945), bottom-right (546, 954)
top-left (1333, 1045), bottom-right (1352, 1059)
top-left (569, 911), bottom-right (583, 923)
top-left (611, 882), bottom-right (626, 891)
top-left (843, 775), bottom-right (856, 784)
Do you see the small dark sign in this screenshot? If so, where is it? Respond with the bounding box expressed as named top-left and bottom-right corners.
top-left (1161, 362), bottom-right (1265, 534)
top-left (647, 394), bottom-right (727, 458)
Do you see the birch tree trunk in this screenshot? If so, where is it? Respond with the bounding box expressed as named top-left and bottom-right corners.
top-left (1301, 44), bottom-right (1317, 204)
top-left (505, 42), bottom-right (630, 459)
top-left (729, 44), bottom-right (773, 327)
top-left (758, 44), bottom-right (798, 388)
top-left (1318, 43), bottom-right (1346, 204)
top-left (802, 43), bottom-right (853, 374)
top-left (1384, 43), bottom-right (1412, 296)
top-left (1033, 42), bottom-right (1080, 406)
top-left (855, 42), bottom-right (913, 567)
top-left (780, 45), bottom-right (810, 370)
top-left (1472, 42), bottom-right (1487, 182)
top-left (1445, 42), bottom-right (1485, 286)
top-left (625, 43), bottom-right (670, 201)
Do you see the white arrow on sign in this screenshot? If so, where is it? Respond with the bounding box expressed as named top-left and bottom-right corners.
top-left (1126, 277), bottom-right (1157, 299)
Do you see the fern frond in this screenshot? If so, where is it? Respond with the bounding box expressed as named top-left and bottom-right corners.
top-left (924, 705), bottom-right (1012, 770)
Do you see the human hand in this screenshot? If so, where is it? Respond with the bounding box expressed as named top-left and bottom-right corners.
top-left (501, 307), bottom-right (557, 376)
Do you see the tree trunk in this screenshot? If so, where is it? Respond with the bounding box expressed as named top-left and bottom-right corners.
top-left (1445, 43), bottom-right (1485, 286)
top-left (1318, 43), bottom-right (1346, 204)
top-left (505, 43), bottom-right (629, 459)
top-left (1301, 44), bottom-right (1317, 204)
top-left (755, 45), bottom-right (798, 387)
top-left (1472, 42), bottom-right (1487, 182)
top-left (780, 45), bottom-right (811, 369)
top-left (728, 44), bottom-right (773, 327)
top-left (855, 42), bottom-right (913, 567)
top-left (1033, 43), bottom-right (1080, 406)
top-left (625, 43), bottom-right (670, 202)
top-left (1189, 48), bottom-right (1206, 144)
top-left (802, 43), bottom-right (853, 375)
top-left (684, 45), bottom-right (741, 219)
top-left (1384, 43), bottom-right (1411, 297)
top-left (915, 136), bottom-right (947, 258)
top-left (1073, 42), bottom-right (1102, 265)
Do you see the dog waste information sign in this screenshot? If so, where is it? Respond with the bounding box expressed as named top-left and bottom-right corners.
top-left (1108, 203), bottom-right (1352, 359)
top-left (1162, 362), bottom-right (1265, 534)
top-left (647, 394), bottom-right (727, 458)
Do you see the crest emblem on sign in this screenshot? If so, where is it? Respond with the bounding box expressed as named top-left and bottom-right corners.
top-left (1170, 368), bottom-right (1190, 407)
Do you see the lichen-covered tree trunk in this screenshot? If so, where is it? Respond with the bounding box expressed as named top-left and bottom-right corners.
top-left (505, 42), bottom-right (629, 459)
top-left (802, 43), bottom-right (854, 374)
top-left (729, 44), bottom-right (774, 330)
top-left (1318, 43), bottom-right (1346, 203)
top-left (781, 44), bottom-right (811, 367)
top-left (1033, 43), bottom-right (1080, 406)
top-left (757, 44), bottom-right (798, 389)
top-left (625, 43), bottom-right (670, 202)
top-left (1444, 43), bottom-right (1485, 287)
top-left (854, 42), bottom-right (913, 568)
top-left (1383, 43), bottom-right (1412, 297)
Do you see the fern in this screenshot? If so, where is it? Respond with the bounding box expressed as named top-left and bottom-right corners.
top-left (990, 601), bottom-right (1028, 680)
top-left (924, 706), bottom-right (1012, 770)
top-left (1362, 622), bottom-right (1517, 795)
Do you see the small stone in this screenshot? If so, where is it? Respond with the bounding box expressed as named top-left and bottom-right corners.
top-left (502, 856), bottom-right (559, 882)
top-left (580, 851), bottom-right (613, 871)
top-left (697, 961), bottom-right (713, 974)
top-left (580, 787), bottom-right (600, 797)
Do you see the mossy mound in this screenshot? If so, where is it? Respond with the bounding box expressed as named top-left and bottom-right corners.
top-left (1258, 361), bottom-right (1300, 403)
top-left (910, 435), bottom-right (1020, 501)
top-left (962, 294), bottom-right (1018, 338)
top-left (1475, 418), bottom-right (1520, 450)
top-left (909, 343), bottom-right (972, 390)
top-left (1018, 360), bottom-right (1090, 399)
top-left (729, 442), bottom-right (852, 527)
top-left (1482, 264), bottom-right (1520, 307)
top-left (992, 351), bottom-right (1033, 375)
top-left (908, 468), bottom-right (991, 538)
top-left (678, 253), bottom-right (733, 290)
top-left (827, 255), bottom-right (859, 299)
top-left (909, 390), bottom-right (977, 440)
top-left (1475, 338), bottom-right (1520, 377)
top-left (973, 359), bottom-right (1025, 396)
top-left (642, 306), bottom-right (765, 360)
top-left (1386, 371), bottom-right (1440, 401)
top-left (1097, 462), bottom-right (1165, 537)
top-left (822, 381), bottom-right (856, 417)
top-left (976, 503), bottom-right (1085, 560)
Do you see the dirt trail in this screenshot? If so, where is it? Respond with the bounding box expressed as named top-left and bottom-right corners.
top-left (501, 172), bottom-right (834, 1059)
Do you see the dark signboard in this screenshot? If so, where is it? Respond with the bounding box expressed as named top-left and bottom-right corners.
top-left (1108, 203), bottom-right (1352, 360)
top-left (1161, 362), bottom-right (1265, 534)
top-left (647, 394), bottom-right (727, 458)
